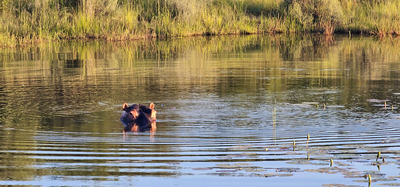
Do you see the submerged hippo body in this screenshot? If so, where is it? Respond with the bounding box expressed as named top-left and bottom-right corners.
top-left (120, 103), bottom-right (157, 132)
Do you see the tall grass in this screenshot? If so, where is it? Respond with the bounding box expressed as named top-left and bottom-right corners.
top-left (0, 0), bottom-right (399, 47)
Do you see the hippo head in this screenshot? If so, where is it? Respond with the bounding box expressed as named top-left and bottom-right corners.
top-left (120, 103), bottom-right (140, 123)
top-left (120, 103), bottom-right (157, 132)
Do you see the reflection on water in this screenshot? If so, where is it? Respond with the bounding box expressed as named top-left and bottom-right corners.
top-left (1, 35), bottom-right (400, 186)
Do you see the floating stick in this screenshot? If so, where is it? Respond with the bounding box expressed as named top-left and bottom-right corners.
top-left (330, 159), bottom-right (333, 166)
top-left (368, 174), bottom-right (372, 182)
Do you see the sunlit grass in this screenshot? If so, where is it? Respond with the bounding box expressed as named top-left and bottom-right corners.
top-left (0, 0), bottom-right (399, 47)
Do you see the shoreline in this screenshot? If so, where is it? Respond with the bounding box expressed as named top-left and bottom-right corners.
top-left (2, 31), bottom-right (399, 49)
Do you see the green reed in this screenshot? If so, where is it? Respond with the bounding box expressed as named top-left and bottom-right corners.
top-left (0, 0), bottom-right (399, 47)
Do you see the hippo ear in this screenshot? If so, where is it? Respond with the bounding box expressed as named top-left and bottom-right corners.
top-left (149, 103), bottom-right (155, 109)
top-left (123, 103), bottom-right (129, 110)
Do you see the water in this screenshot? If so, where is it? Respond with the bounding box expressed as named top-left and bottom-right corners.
top-left (1, 35), bottom-right (400, 186)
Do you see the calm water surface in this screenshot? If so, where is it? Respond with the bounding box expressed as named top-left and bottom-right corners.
top-left (1, 35), bottom-right (400, 186)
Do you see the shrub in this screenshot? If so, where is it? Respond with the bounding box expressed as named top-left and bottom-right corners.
top-left (280, 0), bottom-right (344, 34)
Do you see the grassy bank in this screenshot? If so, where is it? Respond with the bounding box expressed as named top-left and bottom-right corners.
top-left (0, 0), bottom-right (399, 47)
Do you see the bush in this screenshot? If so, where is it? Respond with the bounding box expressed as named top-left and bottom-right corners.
top-left (281, 0), bottom-right (344, 34)
top-left (80, 0), bottom-right (118, 17)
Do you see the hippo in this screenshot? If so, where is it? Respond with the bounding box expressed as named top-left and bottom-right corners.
top-left (120, 103), bottom-right (157, 132)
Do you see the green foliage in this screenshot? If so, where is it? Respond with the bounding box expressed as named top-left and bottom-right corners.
top-left (281, 0), bottom-right (345, 34)
top-left (0, 32), bottom-right (16, 47)
top-left (0, 0), bottom-right (399, 47)
top-left (80, 0), bottom-right (118, 17)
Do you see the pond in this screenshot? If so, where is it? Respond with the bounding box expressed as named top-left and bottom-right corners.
top-left (1, 35), bottom-right (400, 186)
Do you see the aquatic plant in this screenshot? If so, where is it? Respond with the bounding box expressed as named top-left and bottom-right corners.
top-left (376, 151), bottom-right (380, 161)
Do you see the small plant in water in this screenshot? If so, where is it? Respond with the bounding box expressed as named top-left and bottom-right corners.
top-left (376, 151), bottom-right (381, 161)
